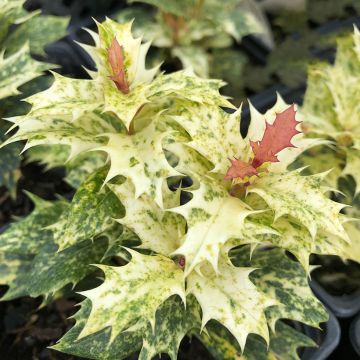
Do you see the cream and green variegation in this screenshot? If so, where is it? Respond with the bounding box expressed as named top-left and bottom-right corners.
top-left (300, 27), bottom-right (360, 265)
top-left (0, 0), bottom-right (68, 194)
top-left (1, 18), bottom-right (353, 360)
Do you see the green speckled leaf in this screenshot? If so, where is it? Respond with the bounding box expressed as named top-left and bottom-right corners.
top-left (0, 44), bottom-right (50, 100)
top-left (301, 28), bottom-right (360, 194)
top-left (65, 151), bottom-right (107, 188)
top-left (52, 168), bottom-right (124, 250)
top-left (248, 170), bottom-right (347, 241)
top-left (24, 73), bottom-right (103, 120)
top-left (110, 179), bottom-right (185, 256)
top-left (0, 252), bottom-right (32, 300)
top-left (98, 114), bottom-right (179, 205)
top-left (200, 320), bottom-right (314, 360)
top-left (0, 125), bottom-right (21, 196)
top-left (26, 144), bottom-right (70, 170)
top-left (171, 176), bottom-right (267, 275)
top-left (52, 295), bottom-right (200, 360)
top-left (77, 250), bottom-right (185, 343)
top-left (0, 194), bottom-right (68, 255)
top-left (5, 111), bottom-right (112, 161)
top-left (188, 257), bottom-right (274, 351)
top-left (4, 15), bottom-right (69, 56)
top-left (231, 246), bottom-right (328, 330)
top-left (27, 238), bottom-right (107, 297)
top-left (170, 102), bottom-right (245, 174)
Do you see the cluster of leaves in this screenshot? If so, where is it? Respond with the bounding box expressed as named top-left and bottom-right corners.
top-left (299, 27), bottom-right (360, 261)
top-left (115, 0), bottom-right (272, 102)
top-left (0, 0), bottom-right (69, 196)
top-left (244, 0), bottom-right (360, 91)
top-left (0, 17), bottom-right (358, 359)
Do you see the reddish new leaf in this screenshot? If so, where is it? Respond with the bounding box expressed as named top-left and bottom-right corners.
top-left (250, 105), bottom-right (300, 168)
top-left (108, 38), bottom-right (130, 94)
top-left (224, 158), bottom-right (258, 180)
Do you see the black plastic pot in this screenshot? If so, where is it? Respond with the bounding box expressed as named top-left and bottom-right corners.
top-left (311, 278), bottom-right (360, 319)
top-left (350, 313), bottom-right (360, 356)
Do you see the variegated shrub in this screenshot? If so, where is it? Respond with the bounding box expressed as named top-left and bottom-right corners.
top-left (0, 0), bottom-right (68, 196)
top-left (300, 27), bottom-right (360, 260)
top-left (0, 18), bottom-right (357, 359)
top-left (116, 0), bottom-right (272, 102)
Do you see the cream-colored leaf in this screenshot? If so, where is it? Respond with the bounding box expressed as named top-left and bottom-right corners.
top-left (188, 258), bottom-right (274, 351)
top-left (78, 250), bottom-right (185, 343)
top-left (110, 179), bottom-right (185, 256)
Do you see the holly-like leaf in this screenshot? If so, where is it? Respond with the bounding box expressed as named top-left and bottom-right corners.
top-left (110, 179), bottom-right (185, 256)
top-left (248, 170), bottom-right (348, 241)
top-left (52, 295), bottom-right (200, 360)
top-left (52, 168), bottom-right (124, 250)
top-left (26, 238), bottom-right (107, 298)
top-left (0, 194), bottom-right (68, 255)
top-left (200, 320), bottom-right (315, 360)
top-left (0, 43), bottom-right (50, 100)
top-left (188, 258), bottom-right (275, 351)
top-left (250, 105), bottom-right (300, 168)
top-left (170, 176), bottom-right (260, 275)
top-left (23, 73), bottom-right (103, 120)
top-left (231, 246), bottom-right (328, 330)
top-left (76, 250), bottom-right (186, 343)
top-left (0, 195), bottom-right (68, 300)
top-left (96, 113), bottom-right (179, 205)
top-left (170, 102), bottom-right (244, 175)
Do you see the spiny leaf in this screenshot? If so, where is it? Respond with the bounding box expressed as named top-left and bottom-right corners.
top-left (200, 320), bottom-right (315, 360)
top-left (188, 258), bottom-right (275, 352)
top-left (97, 113), bottom-right (179, 205)
top-left (110, 179), bottom-right (185, 256)
top-left (0, 43), bottom-right (50, 100)
top-left (24, 73), bottom-right (103, 120)
top-left (170, 176), bottom-right (257, 275)
top-left (52, 295), bottom-right (200, 360)
top-left (77, 250), bottom-right (186, 343)
top-left (52, 168), bottom-right (124, 250)
top-left (250, 105), bottom-right (300, 168)
top-left (248, 170), bottom-right (348, 241)
top-left (231, 246), bottom-right (328, 330)
top-left (170, 102), bottom-right (244, 175)
top-left (26, 238), bottom-right (108, 298)
top-left (0, 194), bottom-right (68, 255)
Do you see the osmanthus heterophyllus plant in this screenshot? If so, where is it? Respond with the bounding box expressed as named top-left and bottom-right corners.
top-left (0, 18), bottom-right (356, 359)
top-left (116, 0), bottom-right (272, 102)
top-left (0, 0), bottom-right (68, 196)
top-left (299, 27), bottom-right (360, 260)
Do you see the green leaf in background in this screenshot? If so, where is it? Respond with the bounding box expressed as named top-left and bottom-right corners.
top-left (4, 15), bottom-right (69, 56)
top-left (52, 168), bottom-right (124, 250)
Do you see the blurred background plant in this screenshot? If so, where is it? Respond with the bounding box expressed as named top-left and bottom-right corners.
top-left (0, 0), bottom-right (68, 200)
